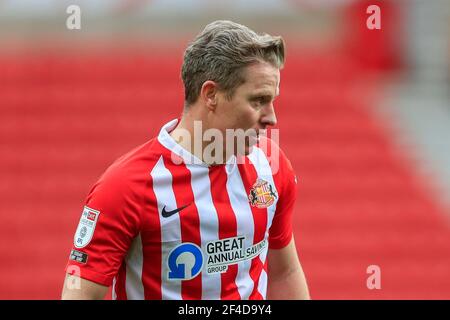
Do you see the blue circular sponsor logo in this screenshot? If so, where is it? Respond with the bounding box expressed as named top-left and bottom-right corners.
top-left (167, 243), bottom-right (203, 280)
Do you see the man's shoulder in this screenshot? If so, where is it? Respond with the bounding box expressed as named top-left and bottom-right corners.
top-left (253, 135), bottom-right (294, 175)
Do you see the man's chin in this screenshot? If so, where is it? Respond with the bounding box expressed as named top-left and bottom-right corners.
top-left (226, 140), bottom-right (257, 157)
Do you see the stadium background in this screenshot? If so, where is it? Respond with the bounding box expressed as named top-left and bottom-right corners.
top-left (0, 0), bottom-right (449, 299)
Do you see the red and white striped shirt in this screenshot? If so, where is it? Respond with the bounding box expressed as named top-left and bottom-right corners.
top-left (66, 119), bottom-right (297, 300)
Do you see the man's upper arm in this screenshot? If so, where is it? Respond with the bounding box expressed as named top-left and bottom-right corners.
top-left (61, 273), bottom-right (109, 300)
top-left (64, 168), bottom-right (142, 291)
top-left (267, 237), bottom-right (302, 279)
top-left (267, 237), bottom-right (310, 299)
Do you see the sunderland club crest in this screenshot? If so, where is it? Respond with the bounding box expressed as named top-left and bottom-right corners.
top-left (248, 179), bottom-right (277, 208)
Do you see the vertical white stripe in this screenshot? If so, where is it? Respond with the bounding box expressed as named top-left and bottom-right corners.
top-left (125, 234), bottom-right (145, 299)
top-left (258, 269), bottom-right (268, 299)
top-left (248, 147), bottom-right (279, 298)
top-left (150, 156), bottom-right (182, 300)
top-left (258, 233), bottom-right (270, 299)
top-left (186, 165), bottom-right (221, 300)
top-left (225, 162), bottom-right (255, 299)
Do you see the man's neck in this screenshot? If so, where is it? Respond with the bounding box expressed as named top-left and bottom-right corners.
top-left (169, 112), bottom-right (232, 166)
top-left (170, 113), bottom-right (207, 164)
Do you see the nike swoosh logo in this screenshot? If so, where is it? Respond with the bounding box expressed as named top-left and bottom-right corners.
top-left (161, 203), bottom-right (191, 218)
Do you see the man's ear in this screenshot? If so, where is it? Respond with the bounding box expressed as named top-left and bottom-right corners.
top-left (200, 80), bottom-right (219, 111)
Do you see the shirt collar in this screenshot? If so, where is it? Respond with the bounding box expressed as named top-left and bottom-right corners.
top-left (157, 118), bottom-right (237, 168)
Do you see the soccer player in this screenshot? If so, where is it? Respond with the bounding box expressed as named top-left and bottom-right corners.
top-left (62, 20), bottom-right (310, 300)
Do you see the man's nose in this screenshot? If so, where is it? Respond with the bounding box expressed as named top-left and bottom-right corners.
top-left (260, 103), bottom-right (277, 127)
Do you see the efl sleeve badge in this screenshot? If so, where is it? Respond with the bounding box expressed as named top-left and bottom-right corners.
top-left (73, 206), bottom-right (100, 248)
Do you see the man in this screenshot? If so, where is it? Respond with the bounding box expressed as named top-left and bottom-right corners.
top-left (62, 20), bottom-right (310, 300)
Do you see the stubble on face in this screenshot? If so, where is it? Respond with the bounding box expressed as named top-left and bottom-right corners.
top-left (215, 62), bottom-right (280, 157)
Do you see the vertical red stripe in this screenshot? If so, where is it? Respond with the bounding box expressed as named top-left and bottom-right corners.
top-left (238, 158), bottom-right (268, 300)
top-left (209, 165), bottom-right (241, 300)
top-left (169, 161), bottom-right (202, 299)
top-left (257, 139), bottom-right (284, 202)
top-left (141, 174), bottom-right (162, 299)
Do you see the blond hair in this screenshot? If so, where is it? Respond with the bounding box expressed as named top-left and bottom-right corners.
top-left (181, 20), bottom-right (285, 106)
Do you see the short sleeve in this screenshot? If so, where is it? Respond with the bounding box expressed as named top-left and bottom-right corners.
top-left (268, 150), bottom-right (298, 250)
top-left (65, 168), bottom-right (141, 286)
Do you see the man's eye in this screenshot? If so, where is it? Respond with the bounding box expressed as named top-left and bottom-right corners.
top-left (253, 98), bottom-right (266, 105)
top-left (252, 100), bottom-right (263, 108)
